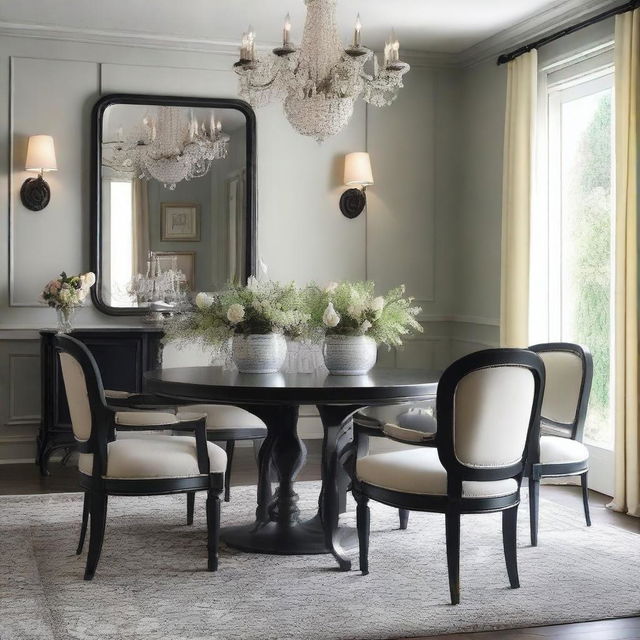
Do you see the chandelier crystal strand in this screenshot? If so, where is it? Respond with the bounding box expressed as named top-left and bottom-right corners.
top-left (234, 0), bottom-right (410, 142)
top-left (104, 106), bottom-right (230, 189)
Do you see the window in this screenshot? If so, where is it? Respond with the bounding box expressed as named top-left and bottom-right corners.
top-left (109, 180), bottom-right (134, 307)
top-left (531, 51), bottom-right (615, 449)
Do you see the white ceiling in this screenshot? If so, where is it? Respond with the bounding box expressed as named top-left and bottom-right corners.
top-left (1, 0), bottom-right (566, 54)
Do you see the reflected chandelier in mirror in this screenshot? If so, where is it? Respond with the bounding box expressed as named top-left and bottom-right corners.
top-left (91, 94), bottom-right (257, 317)
top-left (103, 106), bottom-right (230, 190)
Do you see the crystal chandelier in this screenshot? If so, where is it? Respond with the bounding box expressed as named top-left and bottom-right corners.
top-left (104, 107), bottom-right (230, 189)
top-left (234, 0), bottom-right (410, 142)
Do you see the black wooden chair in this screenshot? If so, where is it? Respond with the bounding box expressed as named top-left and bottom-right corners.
top-left (527, 342), bottom-right (593, 546)
top-left (353, 402), bottom-right (437, 530)
top-left (352, 348), bottom-right (545, 605)
top-left (55, 335), bottom-right (226, 580)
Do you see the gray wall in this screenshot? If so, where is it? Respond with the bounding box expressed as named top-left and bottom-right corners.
top-left (3, 6), bottom-right (620, 462)
top-left (0, 27), bottom-right (460, 461)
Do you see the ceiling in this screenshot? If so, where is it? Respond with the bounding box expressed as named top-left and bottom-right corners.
top-left (1, 0), bottom-right (567, 54)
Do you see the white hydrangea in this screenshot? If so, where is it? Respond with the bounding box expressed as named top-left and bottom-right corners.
top-left (347, 302), bottom-right (365, 318)
top-left (370, 296), bottom-right (384, 313)
top-left (227, 303), bottom-right (245, 324)
top-left (195, 292), bottom-right (214, 309)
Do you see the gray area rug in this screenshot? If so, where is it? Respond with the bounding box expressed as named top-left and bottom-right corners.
top-left (0, 482), bottom-right (638, 640)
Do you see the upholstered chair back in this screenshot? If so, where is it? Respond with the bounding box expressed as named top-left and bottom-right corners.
top-left (55, 335), bottom-right (107, 445)
top-left (436, 349), bottom-right (545, 484)
top-left (528, 343), bottom-right (592, 441)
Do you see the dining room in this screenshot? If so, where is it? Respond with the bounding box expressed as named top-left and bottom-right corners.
top-left (0, 1), bottom-right (638, 639)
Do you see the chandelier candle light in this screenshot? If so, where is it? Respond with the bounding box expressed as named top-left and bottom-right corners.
top-left (234, 0), bottom-right (410, 141)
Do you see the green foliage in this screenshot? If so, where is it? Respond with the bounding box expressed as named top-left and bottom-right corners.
top-left (165, 278), bottom-right (310, 348)
top-left (166, 279), bottom-right (424, 350)
top-left (566, 92), bottom-right (612, 440)
top-left (306, 281), bottom-right (423, 347)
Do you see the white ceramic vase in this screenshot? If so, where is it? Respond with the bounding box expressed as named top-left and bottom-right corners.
top-left (322, 335), bottom-right (377, 376)
top-left (232, 333), bottom-right (288, 374)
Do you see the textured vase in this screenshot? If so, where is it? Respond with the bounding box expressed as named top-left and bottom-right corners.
top-left (232, 333), bottom-right (288, 374)
top-left (56, 307), bottom-right (77, 334)
top-left (322, 335), bottom-right (377, 376)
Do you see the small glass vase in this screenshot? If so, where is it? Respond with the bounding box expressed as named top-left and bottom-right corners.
top-left (56, 306), bottom-right (77, 334)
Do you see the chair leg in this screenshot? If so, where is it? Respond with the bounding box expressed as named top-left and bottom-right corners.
top-left (355, 493), bottom-right (370, 575)
top-left (580, 471), bottom-right (592, 527)
top-left (398, 509), bottom-right (410, 530)
top-left (224, 441), bottom-right (235, 502)
top-left (186, 491), bottom-right (195, 525)
top-left (76, 492), bottom-right (90, 555)
top-left (206, 489), bottom-right (221, 572)
top-left (84, 492), bottom-right (108, 581)
top-left (445, 508), bottom-right (461, 605)
top-left (529, 475), bottom-right (540, 547)
top-left (502, 506), bottom-right (520, 589)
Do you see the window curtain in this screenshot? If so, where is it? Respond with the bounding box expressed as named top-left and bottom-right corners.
top-left (609, 8), bottom-right (640, 517)
top-left (131, 178), bottom-right (150, 276)
top-left (500, 50), bottom-right (538, 348)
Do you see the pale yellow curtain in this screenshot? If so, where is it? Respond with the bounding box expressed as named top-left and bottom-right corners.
top-left (131, 178), bottom-right (150, 275)
top-left (609, 8), bottom-right (640, 517)
top-left (500, 50), bottom-right (538, 348)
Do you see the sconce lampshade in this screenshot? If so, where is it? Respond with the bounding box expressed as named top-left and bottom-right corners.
top-left (25, 135), bottom-right (57, 173)
top-left (344, 152), bottom-right (373, 187)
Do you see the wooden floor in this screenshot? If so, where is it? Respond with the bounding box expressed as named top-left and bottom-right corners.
top-left (1, 441), bottom-right (638, 639)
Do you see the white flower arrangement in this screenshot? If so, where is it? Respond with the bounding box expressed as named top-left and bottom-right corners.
top-left (308, 280), bottom-right (422, 347)
top-left (166, 278), bottom-right (311, 348)
top-left (167, 279), bottom-right (423, 351)
top-left (41, 272), bottom-right (95, 310)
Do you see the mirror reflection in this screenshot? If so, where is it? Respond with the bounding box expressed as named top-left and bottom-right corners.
top-left (100, 102), bottom-right (248, 309)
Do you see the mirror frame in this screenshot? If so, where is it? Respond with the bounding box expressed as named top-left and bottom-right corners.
top-left (90, 93), bottom-right (257, 316)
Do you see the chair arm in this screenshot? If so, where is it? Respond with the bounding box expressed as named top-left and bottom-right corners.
top-left (105, 390), bottom-right (176, 410)
top-left (381, 422), bottom-right (436, 446)
top-left (172, 414), bottom-right (210, 475)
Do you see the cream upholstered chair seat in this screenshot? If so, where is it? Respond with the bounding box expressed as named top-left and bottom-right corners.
top-left (357, 448), bottom-right (518, 498)
top-left (79, 435), bottom-right (227, 479)
top-left (176, 404), bottom-right (266, 430)
top-left (539, 435), bottom-right (589, 465)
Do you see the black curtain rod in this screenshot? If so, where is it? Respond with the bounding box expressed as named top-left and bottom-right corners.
top-left (497, 0), bottom-right (638, 65)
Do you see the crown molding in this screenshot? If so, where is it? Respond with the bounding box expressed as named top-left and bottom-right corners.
top-left (455, 0), bottom-right (620, 68)
top-left (0, 21), bottom-right (243, 56)
top-left (0, 0), bottom-right (621, 70)
top-left (0, 21), bottom-right (459, 69)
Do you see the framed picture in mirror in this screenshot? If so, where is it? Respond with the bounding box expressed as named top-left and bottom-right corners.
top-left (161, 203), bottom-right (200, 241)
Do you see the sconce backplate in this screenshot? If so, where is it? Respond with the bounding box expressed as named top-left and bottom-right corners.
top-left (339, 188), bottom-right (366, 219)
top-left (20, 175), bottom-right (50, 211)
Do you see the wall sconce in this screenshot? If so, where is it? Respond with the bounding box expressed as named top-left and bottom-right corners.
top-left (340, 151), bottom-right (373, 219)
top-left (21, 135), bottom-right (57, 211)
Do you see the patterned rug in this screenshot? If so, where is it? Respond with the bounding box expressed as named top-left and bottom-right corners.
top-left (0, 482), bottom-right (638, 640)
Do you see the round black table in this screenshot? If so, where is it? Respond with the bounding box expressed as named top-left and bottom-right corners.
top-left (144, 366), bottom-right (439, 570)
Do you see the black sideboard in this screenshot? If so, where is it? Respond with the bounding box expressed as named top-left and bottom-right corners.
top-left (38, 328), bottom-right (164, 475)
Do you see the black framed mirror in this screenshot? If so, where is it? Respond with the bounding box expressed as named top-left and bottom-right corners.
top-left (90, 94), bottom-right (257, 316)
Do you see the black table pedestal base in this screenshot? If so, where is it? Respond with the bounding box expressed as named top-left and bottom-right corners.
top-left (221, 514), bottom-right (357, 557)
